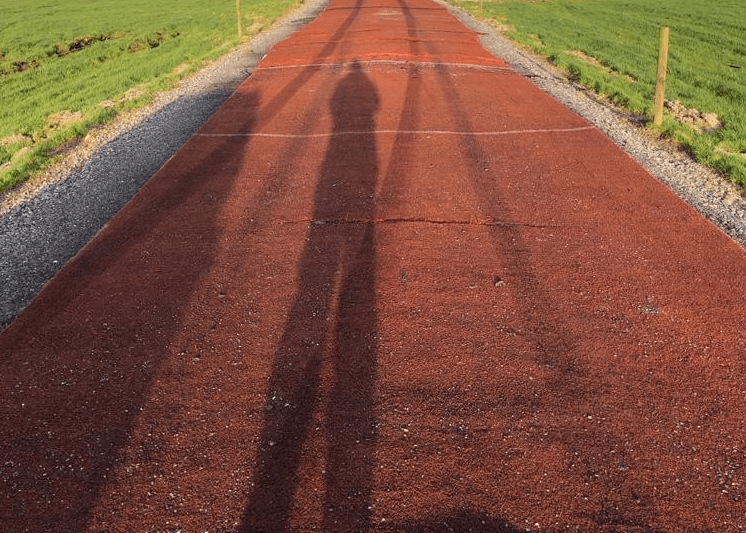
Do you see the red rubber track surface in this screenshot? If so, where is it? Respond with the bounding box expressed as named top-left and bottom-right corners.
top-left (2, 0), bottom-right (746, 532)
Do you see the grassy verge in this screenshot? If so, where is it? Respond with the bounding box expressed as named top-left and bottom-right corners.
top-left (451, 0), bottom-right (746, 186)
top-left (0, 0), bottom-right (302, 194)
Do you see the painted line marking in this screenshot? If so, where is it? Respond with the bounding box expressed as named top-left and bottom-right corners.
top-left (196, 126), bottom-right (595, 139)
top-left (253, 59), bottom-right (512, 73)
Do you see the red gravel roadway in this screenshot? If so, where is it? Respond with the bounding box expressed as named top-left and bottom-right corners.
top-left (3, 0), bottom-right (746, 531)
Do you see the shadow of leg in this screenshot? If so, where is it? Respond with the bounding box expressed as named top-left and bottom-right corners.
top-left (240, 61), bottom-right (380, 533)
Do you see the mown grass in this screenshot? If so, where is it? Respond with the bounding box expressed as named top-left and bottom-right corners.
top-left (452, 0), bottom-right (746, 186)
top-left (0, 0), bottom-right (301, 194)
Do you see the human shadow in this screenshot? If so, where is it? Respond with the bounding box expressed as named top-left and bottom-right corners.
top-left (1, 1), bottom-right (372, 529)
top-left (0, 91), bottom-right (259, 533)
top-left (395, 0), bottom-right (585, 401)
top-left (390, 1), bottom-right (674, 530)
top-left (239, 61), bottom-right (379, 533)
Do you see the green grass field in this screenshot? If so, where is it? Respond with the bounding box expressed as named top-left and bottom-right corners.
top-left (0, 0), bottom-right (301, 194)
top-left (453, 0), bottom-right (746, 185)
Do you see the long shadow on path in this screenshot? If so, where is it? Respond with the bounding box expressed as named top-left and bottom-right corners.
top-left (0, 91), bottom-right (259, 533)
top-left (240, 61), bottom-right (379, 533)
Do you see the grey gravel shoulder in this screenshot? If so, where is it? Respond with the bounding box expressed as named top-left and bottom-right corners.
top-left (441, 2), bottom-right (746, 247)
top-left (0, 0), bottom-right (330, 330)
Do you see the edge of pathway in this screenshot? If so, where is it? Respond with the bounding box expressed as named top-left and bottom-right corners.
top-left (439, 0), bottom-right (746, 247)
top-left (0, 0), bottom-right (330, 331)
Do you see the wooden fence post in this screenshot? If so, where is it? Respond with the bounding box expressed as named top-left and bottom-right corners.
top-left (236, 0), bottom-right (243, 39)
top-left (653, 26), bottom-right (669, 126)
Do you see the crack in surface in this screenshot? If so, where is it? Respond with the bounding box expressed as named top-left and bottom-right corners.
top-left (275, 217), bottom-right (560, 228)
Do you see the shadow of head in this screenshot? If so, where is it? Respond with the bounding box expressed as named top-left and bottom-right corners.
top-left (331, 60), bottom-right (379, 131)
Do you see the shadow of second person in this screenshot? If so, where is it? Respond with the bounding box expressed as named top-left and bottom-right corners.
top-left (240, 61), bottom-right (380, 533)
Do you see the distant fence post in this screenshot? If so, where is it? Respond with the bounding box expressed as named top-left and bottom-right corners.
top-left (653, 26), bottom-right (669, 126)
top-left (236, 0), bottom-right (243, 39)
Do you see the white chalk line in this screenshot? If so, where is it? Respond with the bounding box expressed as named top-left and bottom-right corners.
top-left (196, 126), bottom-right (595, 139)
top-left (252, 59), bottom-right (512, 73)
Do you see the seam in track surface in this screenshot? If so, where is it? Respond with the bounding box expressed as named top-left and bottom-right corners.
top-left (253, 60), bottom-right (512, 72)
top-left (196, 126), bottom-right (595, 138)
